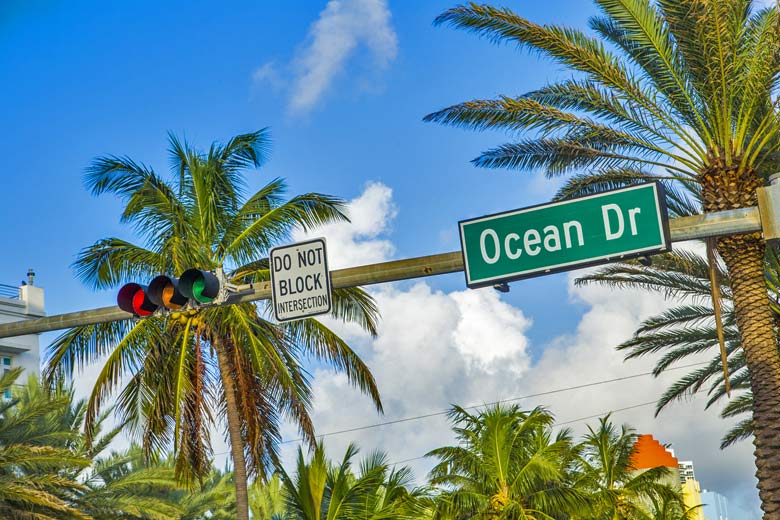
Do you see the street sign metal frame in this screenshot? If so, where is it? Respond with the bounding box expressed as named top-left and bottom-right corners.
top-left (458, 182), bottom-right (672, 289)
top-left (269, 237), bottom-right (332, 323)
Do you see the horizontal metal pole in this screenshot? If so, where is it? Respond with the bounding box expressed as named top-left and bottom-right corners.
top-left (0, 253), bottom-right (467, 338)
top-left (668, 206), bottom-right (761, 241)
top-left (0, 206), bottom-right (764, 339)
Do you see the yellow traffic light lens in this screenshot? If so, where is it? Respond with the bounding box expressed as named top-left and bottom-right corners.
top-left (162, 284), bottom-right (184, 309)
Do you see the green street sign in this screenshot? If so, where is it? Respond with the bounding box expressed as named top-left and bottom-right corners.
top-left (459, 183), bottom-right (671, 288)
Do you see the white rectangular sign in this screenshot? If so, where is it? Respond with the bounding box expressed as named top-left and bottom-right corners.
top-left (269, 238), bottom-right (332, 322)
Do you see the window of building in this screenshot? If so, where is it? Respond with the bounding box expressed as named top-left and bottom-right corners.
top-left (2, 357), bottom-right (11, 399)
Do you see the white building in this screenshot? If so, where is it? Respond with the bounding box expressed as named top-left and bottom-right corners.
top-left (679, 460), bottom-right (697, 484)
top-left (701, 489), bottom-right (729, 520)
top-left (0, 271), bottom-right (44, 391)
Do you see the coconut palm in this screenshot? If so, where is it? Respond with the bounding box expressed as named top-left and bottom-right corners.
top-left (577, 247), bottom-right (774, 450)
top-left (426, 404), bottom-right (587, 520)
top-left (573, 415), bottom-right (684, 520)
top-left (279, 441), bottom-right (423, 520)
top-left (425, 2), bottom-right (780, 515)
top-left (44, 129), bottom-right (382, 520)
top-left (9, 372), bottom-right (190, 519)
top-left (0, 368), bottom-right (89, 519)
top-left (572, 177), bottom-right (780, 450)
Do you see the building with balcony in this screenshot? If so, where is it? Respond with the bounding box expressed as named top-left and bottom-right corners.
top-left (679, 460), bottom-right (697, 484)
top-left (0, 272), bottom-right (44, 389)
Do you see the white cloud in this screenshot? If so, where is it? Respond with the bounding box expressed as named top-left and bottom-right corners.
top-left (252, 62), bottom-right (285, 91)
top-left (291, 281), bottom-right (534, 474)
top-left (294, 181), bottom-right (397, 269)
top-left (290, 0), bottom-right (397, 114)
top-left (253, 0), bottom-right (398, 115)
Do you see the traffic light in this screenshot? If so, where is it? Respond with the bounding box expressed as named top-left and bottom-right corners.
top-left (179, 269), bottom-right (221, 303)
top-left (147, 275), bottom-right (188, 310)
top-left (117, 269), bottom-right (224, 316)
top-left (117, 283), bottom-right (158, 316)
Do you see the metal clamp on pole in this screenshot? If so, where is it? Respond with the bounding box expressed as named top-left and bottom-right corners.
top-left (757, 173), bottom-right (780, 244)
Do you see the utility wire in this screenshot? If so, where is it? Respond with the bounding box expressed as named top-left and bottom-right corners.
top-left (212, 360), bottom-right (708, 457)
top-left (385, 390), bottom-right (709, 467)
top-left (277, 361), bottom-right (708, 446)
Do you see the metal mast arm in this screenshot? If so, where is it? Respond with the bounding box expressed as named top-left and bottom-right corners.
top-left (0, 206), bottom-right (765, 339)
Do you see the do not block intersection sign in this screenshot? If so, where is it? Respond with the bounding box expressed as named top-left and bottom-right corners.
top-left (270, 238), bottom-right (332, 322)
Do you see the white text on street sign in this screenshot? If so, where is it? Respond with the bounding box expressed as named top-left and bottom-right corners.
top-left (270, 238), bottom-right (332, 322)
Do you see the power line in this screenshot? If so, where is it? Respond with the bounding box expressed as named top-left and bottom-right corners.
top-left (212, 360), bottom-right (708, 457)
top-left (277, 361), bottom-right (707, 446)
top-left (385, 390), bottom-right (708, 468)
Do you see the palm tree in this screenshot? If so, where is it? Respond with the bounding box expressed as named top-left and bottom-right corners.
top-left (426, 404), bottom-right (586, 520)
top-left (574, 415), bottom-right (684, 520)
top-left (0, 368), bottom-right (89, 519)
top-left (44, 130), bottom-right (383, 520)
top-left (74, 446), bottom-right (183, 520)
top-left (576, 247), bottom-right (770, 449)
top-left (279, 441), bottom-right (423, 520)
top-left (176, 468), bottom-right (235, 520)
top-left (250, 474), bottom-right (286, 520)
top-left (569, 170), bottom-right (780, 450)
top-left (425, 2), bottom-right (780, 515)
top-left (646, 495), bottom-right (701, 520)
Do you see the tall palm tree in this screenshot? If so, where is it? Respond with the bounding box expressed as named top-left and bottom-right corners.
top-left (427, 404), bottom-right (587, 520)
top-left (573, 415), bottom-right (684, 520)
top-left (45, 130), bottom-right (383, 520)
top-left (279, 441), bottom-right (423, 520)
top-left (577, 247), bottom-right (770, 449)
top-left (0, 368), bottom-right (90, 519)
top-left (570, 170), bottom-right (780, 450)
top-left (425, 2), bottom-right (780, 515)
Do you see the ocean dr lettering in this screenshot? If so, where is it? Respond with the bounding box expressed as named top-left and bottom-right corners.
top-left (477, 203), bottom-right (642, 264)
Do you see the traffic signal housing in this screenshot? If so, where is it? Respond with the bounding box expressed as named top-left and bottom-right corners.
top-left (117, 269), bottom-right (223, 317)
top-left (179, 269), bottom-right (221, 303)
top-left (147, 275), bottom-right (188, 310)
top-left (117, 283), bottom-right (158, 316)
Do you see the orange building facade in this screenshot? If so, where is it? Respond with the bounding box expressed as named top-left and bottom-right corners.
top-left (630, 434), bottom-right (679, 470)
top-left (630, 434), bottom-right (705, 520)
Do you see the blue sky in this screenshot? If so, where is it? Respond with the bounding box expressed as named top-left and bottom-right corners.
top-left (0, 1), bottom-right (761, 517)
top-left (0, 0), bottom-right (596, 349)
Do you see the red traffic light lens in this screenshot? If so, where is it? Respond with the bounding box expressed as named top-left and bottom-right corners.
top-left (117, 283), bottom-right (158, 316)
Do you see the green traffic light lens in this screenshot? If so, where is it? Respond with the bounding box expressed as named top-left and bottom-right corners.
top-left (192, 277), bottom-right (213, 303)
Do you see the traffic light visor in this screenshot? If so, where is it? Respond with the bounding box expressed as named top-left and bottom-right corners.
top-left (148, 275), bottom-right (187, 309)
top-left (117, 283), bottom-right (158, 316)
top-left (179, 269), bottom-right (220, 303)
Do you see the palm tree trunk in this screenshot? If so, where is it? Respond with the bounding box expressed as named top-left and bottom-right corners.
top-left (719, 232), bottom-right (780, 520)
top-left (213, 335), bottom-right (251, 520)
